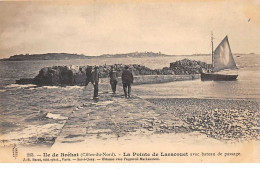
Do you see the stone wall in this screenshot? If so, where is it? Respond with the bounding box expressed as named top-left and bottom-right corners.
top-left (100, 74), bottom-right (200, 85)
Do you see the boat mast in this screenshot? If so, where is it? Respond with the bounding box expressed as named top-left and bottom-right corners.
top-left (211, 32), bottom-right (214, 66)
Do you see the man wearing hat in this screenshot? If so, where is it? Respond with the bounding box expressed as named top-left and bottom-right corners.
top-left (109, 65), bottom-right (118, 94)
top-left (91, 66), bottom-right (100, 99)
top-left (85, 66), bottom-right (93, 86)
top-left (121, 65), bottom-right (134, 98)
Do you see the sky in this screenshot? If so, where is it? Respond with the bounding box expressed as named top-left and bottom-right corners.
top-left (0, 0), bottom-right (259, 58)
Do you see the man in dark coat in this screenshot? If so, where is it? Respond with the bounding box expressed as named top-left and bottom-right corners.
top-left (109, 66), bottom-right (118, 94)
top-left (121, 65), bottom-right (134, 98)
top-left (85, 66), bottom-right (93, 86)
top-left (91, 66), bottom-right (99, 99)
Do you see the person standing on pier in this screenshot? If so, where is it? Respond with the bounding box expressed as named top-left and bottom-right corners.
top-left (109, 66), bottom-right (118, 94)
top-left (91, 66), bottom-right (100, 99)
top-left (121, 65), bottom-right (134, 98)
top-left (85, 66), bottom-right (92, 86)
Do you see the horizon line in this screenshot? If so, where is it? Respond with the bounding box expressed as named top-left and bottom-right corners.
top-left (1, 51), bottom-right (257, 60)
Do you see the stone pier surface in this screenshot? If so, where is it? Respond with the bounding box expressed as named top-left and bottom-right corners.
top-left (52, 85), bottom-right (188, 149)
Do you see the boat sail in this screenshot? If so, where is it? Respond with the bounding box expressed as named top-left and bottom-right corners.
top-left (201, 35), bottom-right (238, 81)
top-left (213, 36), bottom-right (237, 72)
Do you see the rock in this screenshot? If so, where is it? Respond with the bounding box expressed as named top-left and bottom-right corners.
top-left (15, 78), bottom-right (35, 84)
top-left (169, 59), bottom-right (213, 75)
top-left (26, 65), bottom-right (89, 86)
top-left (16, 59), bottom-right (212, 86)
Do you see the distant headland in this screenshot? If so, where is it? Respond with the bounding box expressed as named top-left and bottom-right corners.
top-left (1, 52), bottom-right (171, 61)
top-left (1, 52), bottom-right (254, 61)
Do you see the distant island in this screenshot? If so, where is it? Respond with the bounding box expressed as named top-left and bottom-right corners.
top-left (98, 51), bottom-right (170, 58)
top-left (1, 52), bottom-right (254, 61)
top-left (1, 51), bottom-right (171, 61)
top-left (1, 53), bottom-right (89, 61)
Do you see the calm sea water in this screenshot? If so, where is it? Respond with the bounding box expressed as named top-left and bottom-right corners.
top-left (0, 55), bottom-right (259, 138)
top-left (133, 54), bottom-right (260, 99)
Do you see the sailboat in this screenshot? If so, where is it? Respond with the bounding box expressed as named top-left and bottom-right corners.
top-left (201, 34), bottom-right (238, 81)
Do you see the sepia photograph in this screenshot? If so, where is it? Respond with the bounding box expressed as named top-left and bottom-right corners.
top-left (0, 0), bottom-right (259, 163)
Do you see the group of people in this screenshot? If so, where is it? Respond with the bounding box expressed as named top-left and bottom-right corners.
top-left (86, 65), bottom-right (134, 99)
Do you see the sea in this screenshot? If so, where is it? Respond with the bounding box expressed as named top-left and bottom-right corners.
top-left (0, 54), bottom-right (260, 141)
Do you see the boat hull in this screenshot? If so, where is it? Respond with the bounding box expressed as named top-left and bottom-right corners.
top-left (201, 72), bottom-right (238, 81)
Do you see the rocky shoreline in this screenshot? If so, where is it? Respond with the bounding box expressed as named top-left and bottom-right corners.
top-left (146, 98), bottom-right (260, 142)
top-left (16, 59), bottom-right (212, 86)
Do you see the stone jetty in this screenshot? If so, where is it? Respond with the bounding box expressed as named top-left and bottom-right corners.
top-left (52, 84), bottom-right (188, 148)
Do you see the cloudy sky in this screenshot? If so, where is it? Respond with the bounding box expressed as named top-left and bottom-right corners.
top-left (0, 0), bottom-right (259, 58)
